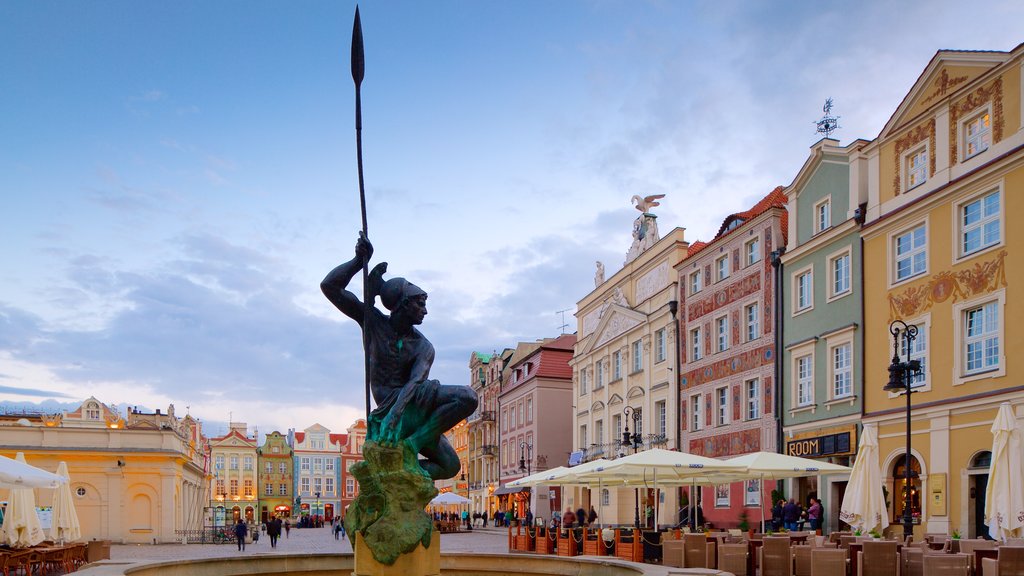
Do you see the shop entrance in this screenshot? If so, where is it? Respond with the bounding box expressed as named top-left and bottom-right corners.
top-left (969, 451), bottom-right (992, 539)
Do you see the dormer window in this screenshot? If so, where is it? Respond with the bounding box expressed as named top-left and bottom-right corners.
top-left (85, 402), bottom-right (100, 420)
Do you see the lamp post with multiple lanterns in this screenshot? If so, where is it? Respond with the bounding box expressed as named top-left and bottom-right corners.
top-left (621, 405), bottom-right (643, 529)
top-left (882, 320), bottom-right (922, 541)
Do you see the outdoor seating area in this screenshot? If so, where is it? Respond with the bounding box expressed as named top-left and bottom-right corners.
top-left (0, 542), bottom-right (89, 575)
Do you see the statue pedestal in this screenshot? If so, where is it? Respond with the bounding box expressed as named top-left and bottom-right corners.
top-left (354, 531), bottom-right (440, 576)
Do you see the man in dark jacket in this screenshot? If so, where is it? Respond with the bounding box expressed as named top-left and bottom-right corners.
top-left (266, 516), bottom-right (282, 548)
top-left (783, 498), bottom-right (800, 531)
top-left (234, 519), bottom-right (248, 551)
top-left (576, 506), bottom-right (587, 528)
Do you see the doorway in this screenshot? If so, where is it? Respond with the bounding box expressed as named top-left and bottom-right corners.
top-left (969, 450), bottom-right (992, 539)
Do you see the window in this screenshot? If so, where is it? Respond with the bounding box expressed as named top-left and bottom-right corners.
top-left (631, 340), bottom-right (642, 372)
top-left (716, 316), bottom-right (729, 353)
top-left (527, 398), bottom-right (533, 422)
top-left (510, 405), bottom-right (516, 428)
top-left (313, 477), bottom-right (322, 493)
top-left (815, 198), bottom-right (831, 232)
top-left (264, 462), bottom-right (272, 473)
top-left (300, 457), bottom-right (310, 471)
top-left (346, 478), bottom-right (355, 496)
top-left (745, 379), bottom-right (760, 420)
top-left (691, 395), bottom-right (702, 431)
top-left (596, 361), bottom-right (605, 387)
top-left (612, 351), bottom-right (622, 380)
top-left (690, 270), bottom-right (703, 294)
top-left (832, 343), bottom-right (852, 398)
top-left (216, 480), bottom-right (225, 497)
top-left (325, 477), bottom-right (334, 495)
top-left (517, 401), bottom-right (524, 426)
top-left (963, 110), bottom-right (991, 160)
top-left (961, 190), bottom-right (1000, 257)
top-left (502, 410), bottom-right (508, 431)
top-left (326, 459), bottom-right (335, 472)
top-left (901, 322), bottom-right (928, 389)
top-left (690, 327), bottom-right (703, 361)
top-left (265, 483), bottom-right (273, 496)
top-left (656, 400), bottom-right (667, 437)
top-left (85, 402), bottom-right (100, 420)
top-left (964, 301), bottom-right (999, 375)
top-left (579, 425), bottom-right (587, 449)
top-left (796, 269), bottom-right (813, 311)
top-left (215, 455), bottom-right (224, 471)
top-left (796, 355), bottom-right (813, 406)
top-left (613, 415), bottom-right (622, 443)
top-left (716, 255), bottom-right (730, 282)
top-left (906, 147), bottom-right (927, 190)
top-left (745, 237), bottom-right (760, 266)
top-left (230, 479), bottom-right (239, 497)
top-left (595, 419), bottom-right (603, 445)
top-left (300, 477), bottom-right (309, 493)
top-left (279, 484), bottom-right (287, 496)
top-left (244, 456), bottom-right (253, 471)
top-left (716, 387), bottom-right (728, 426)
top-left (579, 369), bottom-right (588, 395)
top-left (244, 479), bottom-right (254, 497)
top-left (313, 457), bottom-right (323, 471)
top-left (230, 456), bottom-right (238, 470)
top-left (745, 303), bottom-right (759, 342)
top-left (601, 489), bottom-right (610, 507)
top-left (894, 224), bottom-right (927, 282)
top-left (830, 251), bottom-right (851, 298)
top-left (655, 329), bottom-right (667, 362)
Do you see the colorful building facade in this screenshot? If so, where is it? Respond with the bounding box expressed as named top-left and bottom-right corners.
top-left (257, 431), bottom-right (293, 522)
top-left (340, 419), bottom-right (366, 516)
top-left (291, 423), bottom-right (342, 521)
top-left (467, 348), bottom-right (510, 518)
top-left (861, 46), bottom-right (1024, 540)
top-left (209, 422), bottom-right (259, 525)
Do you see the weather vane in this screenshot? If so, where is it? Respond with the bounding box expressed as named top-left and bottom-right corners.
top-left (814, 98), bottom-right (841, 139)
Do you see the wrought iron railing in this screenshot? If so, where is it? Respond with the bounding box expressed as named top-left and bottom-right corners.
top-left (175, 526), bottom-right (237, 544)
top-left (481, 445), bottom-right (498, 458)
top-left (579, 435), bottom-right (671, 463)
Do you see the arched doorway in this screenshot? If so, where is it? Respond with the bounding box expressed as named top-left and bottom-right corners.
top-left (891, 454), bottom-right (922, 526)
top-left (244, 506), bottom-right (255, 522)
top-left (232, 506), bottom-right (241, 523)
top-left (969, 451), bottom-right (992, 539)
top-left (325, 504), bottom-right (334, 521)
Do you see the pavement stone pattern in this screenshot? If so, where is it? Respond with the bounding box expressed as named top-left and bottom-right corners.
top-left (110, 525), bottom-right (512, 561)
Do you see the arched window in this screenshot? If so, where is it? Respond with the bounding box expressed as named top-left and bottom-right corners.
top-left (892, 454), bottom-right (922, 523)
top-left (601, 489), bottom-right (610, 507)
top-left (971, 451), bottom-right (992, 469)
top-left (85, 402), bottom-right (100, 420)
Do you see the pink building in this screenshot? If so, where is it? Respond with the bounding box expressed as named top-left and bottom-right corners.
top-left (497, 334), bottom-right (576, 521)
top-left (676, 187), bottom-right (787, 529)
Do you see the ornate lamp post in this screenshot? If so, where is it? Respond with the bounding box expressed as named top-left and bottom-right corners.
top-left (519, 442), bottom-right (533, 476)
top-left (882, 320), bottom-right (922, 541)
top-left (622, 406), bottom-right (643, 528)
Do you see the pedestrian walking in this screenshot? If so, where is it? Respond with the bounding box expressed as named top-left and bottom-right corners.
top-left (267, 516), bottom-right (281, 548)
top-left (234, 518), bottom-right (248, 551)
top-left (588, 506), bottom-right (598, 526)
top-left (334, 519), bottom-right (343, 540)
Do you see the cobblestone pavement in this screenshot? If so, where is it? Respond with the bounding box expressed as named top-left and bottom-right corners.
top-left (110, 525), bottom-right (512, 561)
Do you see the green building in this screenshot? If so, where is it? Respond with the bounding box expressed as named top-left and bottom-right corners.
top-left (257, 431), bottom-right (294, 523)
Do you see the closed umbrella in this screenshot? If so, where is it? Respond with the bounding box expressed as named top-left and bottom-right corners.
top-left (49, 461), bottom-right (82, 542)
top-left (1, 453), bottom-right (47, 547)
top-left (839, 423), bottom-right (889, 534)
top-left (985, 402), bottom-right (1024, 541)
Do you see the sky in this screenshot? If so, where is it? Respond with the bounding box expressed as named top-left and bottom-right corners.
top-left (1, 0), bottom-right (1022, 438)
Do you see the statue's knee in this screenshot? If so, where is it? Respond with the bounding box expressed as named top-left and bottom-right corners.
top-left (459, 388), bottom-right (478, 412)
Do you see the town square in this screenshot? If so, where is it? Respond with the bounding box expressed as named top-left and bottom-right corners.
top-left (2, 1), bottom-right (1024, 575)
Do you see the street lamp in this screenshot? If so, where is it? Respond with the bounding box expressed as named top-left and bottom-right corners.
top-left (315, 491), bottom-right (321, 520)
top-left (622, 406), bottom-right (643, 528)
top-left (519, 442), bottom-right (533, 476)
top-left (882, 320), bottom-right (922, 541)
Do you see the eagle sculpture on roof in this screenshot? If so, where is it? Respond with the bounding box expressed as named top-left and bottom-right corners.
top-left (631, 194), bottom-right (666, 213)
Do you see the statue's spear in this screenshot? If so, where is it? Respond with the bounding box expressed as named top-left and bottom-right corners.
top-left (351, 6), bottom-right (370, 422)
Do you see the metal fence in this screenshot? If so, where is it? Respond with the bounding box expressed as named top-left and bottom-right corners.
top-left (174, 526), bottom-right (237, 544)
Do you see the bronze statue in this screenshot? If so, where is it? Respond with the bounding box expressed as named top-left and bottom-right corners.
top-left (321, 233), bottom-right (477, 481)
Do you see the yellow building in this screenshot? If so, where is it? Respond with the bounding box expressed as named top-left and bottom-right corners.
top-left (208, 422), bottom-right (259, 525)
top-left (861, 44), bottom-right (1024, 539)
top-left (0, 398), bottom-right (209, 544)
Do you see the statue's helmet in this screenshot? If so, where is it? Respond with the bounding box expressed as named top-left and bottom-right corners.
top-left (380, 277), bottom-right (426, 312)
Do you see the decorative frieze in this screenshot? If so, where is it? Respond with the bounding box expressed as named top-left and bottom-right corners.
top-left (680, 344), bottom-right (775, 389)
top-left (887, 250), bottom-right (1007, 321)
top-left (949, 76), bottom-right (1004, 165)
top-left (687, 273), bottom-right (761, 322)
top-left (636, 261), bottom-right (670, 303)
top-left (690, 427), bottom-right (761, 458)
top-left (892, 119), bottom-right (936, 195)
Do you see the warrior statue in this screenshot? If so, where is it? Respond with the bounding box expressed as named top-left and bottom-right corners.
top-left (321, 233), bottom-right (477, 480)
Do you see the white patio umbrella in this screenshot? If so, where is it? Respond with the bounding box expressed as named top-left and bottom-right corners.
top-left (430, 491), bottom-right (470, 505)
top-left (839, 423), bottom-right (889, 534)
top-left (985, 402), bottom-right (1024, 541)
top-left (1, 453), bottom-right (47, 547)
top-left (49, 461), bottom-right (82, 542)
top-left (507, 466), bottom-right (570, 488)
top-left (0, 453), bottom-right (64, 489)
top-left (513, 459), bottom-right (615, 526)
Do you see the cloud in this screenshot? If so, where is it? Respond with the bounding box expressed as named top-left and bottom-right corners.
top-left (0, 384), bottom-right (74, 398)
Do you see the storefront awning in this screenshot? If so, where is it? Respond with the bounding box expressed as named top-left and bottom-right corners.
top-left (493, 485), bottom-right (530, 496)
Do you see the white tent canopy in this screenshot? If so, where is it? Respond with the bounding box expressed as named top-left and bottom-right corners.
top-left (985, 402), bottom-right (1024, 541)
top-left (1, 453), bottom-right (48, 547)
top-left (0, 454), bottom-right (65, 490)
top-left (430, 491), bottom-right (470, 505)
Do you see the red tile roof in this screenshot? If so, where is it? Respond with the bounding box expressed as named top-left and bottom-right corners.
top-left (686, 186), bottom-right (787, 259)
top-left (329, 433), bottom-right (347, 447)
top-left (293, 432), bottom-right (305, 444)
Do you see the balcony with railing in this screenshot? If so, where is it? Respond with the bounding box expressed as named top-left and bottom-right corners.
top-left (579, 434), bottom-right (670, 464)
top-left (480, 444), bottom-right (498, 458)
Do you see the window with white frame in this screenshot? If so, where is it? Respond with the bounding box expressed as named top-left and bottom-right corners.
top-left (265, 482), bottom-right (273, 495)
top-left (894, 224), bottom-right (927, 282)
top-left (326, 459), bottom-right (335, 472)
top-left (300, 477), bottom-right (310, 493)
top-left (230, 456), bottom-right (239, 470)
top-left (313, 477), bottom-right (322, 493)
top-left (656, 400), bottom-right (667, 437)
top-left (830, 251), bottom-right (851, 298)
top-left (716, 255), bottom-right (730, 282)
top-left (690, 269), bottom-right (703, 294)
top-left (502, 410), bottom-right (508, 431)
top-left (797, 355), bottom-right (813, 406)
top-left (832, 343), bottom-right (852, 398)
top-left (963, 110), bottom-right (991, 160)
top-left (215, 455), bottom-right (224, 470)
top-left (216, 480), bottom-right (225, 497)
top-left (346, 478), bottom-right (355, 496)
top-left (594, 419), bottom-right (603, 445)
top-left (243, 456), bottom-right (253, 471)
top-left (279, 462), bottom-right (287, 474)
top-left (961, 190), bottom-right (1000, 257)
top-left (745, 379), bottom-right (760, 420)
top-left (579, 369), bottom-right (588, 395)
top-left (716, 315), bottom-right (729, 353)
top-left (601, 489), bottom-right (610, 507)
top-left (655, 329), bottom-right (666, 362)
top-left (596, 361), bottom-right (605, 387)
top-left (313, 457), bottom-right (322, 471)
top-left (690, 327), bottom-right (702, 361)
top-left (518, 401), bottom-right (524, 426)
top-left (746, 237), bottom-right (761, 266)
top-left (612, 351), bottom-right (622, 380)
top-left (964, 301), bottom-right (1000, 375)
top-left (300, 457), bottom-right (310, 471)
top-left (613, 414), bottom-right (622, 442)
top-left (690, 395), bottom-right (702, 431)
top-left (527, 397), bottom-right (533, 422)
top-left (265, 461), bottom-right (272, 473)
top-left (325, 477), bottom-right (334, 495)
top-left (717, 387), bottom-right (728, 426)
top-left (579, 425), bottom-right (587, 450)
top-left (279, 483), bottom-right (287, 496)
top-left (796, 270), bottom-right (813, 311)
top-left (745, 303), bottom-right (759, 342)
top-left (901, 322), bottom-right (928, 389)
top-left (632, 340), bottom-right (642, 372)
top-left (905, 146), bottom-right (927, 190)
top-left (815, 198), bottom-right (831, 233)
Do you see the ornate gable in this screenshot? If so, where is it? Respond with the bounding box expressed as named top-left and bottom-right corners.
top-left (581, 305), bottom-right (647, 354)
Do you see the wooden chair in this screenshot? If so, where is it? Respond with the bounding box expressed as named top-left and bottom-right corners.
top-left (923, 553), bottom-right (970, 576)
top-left (760, 536), bottom-right (793, 576)
top-left (811, 547), bottom-right (847, 576)
top-left (902, 546), bottom-right (923, 576)
top-left (719, 543), bottom-right (749, 576)
top-left (0, 551), bottom-right (12, 576)
top-left (984, 546), bottom-right (1024, 576)
top-left (683, 532), bottom-right (715, 568)
top-left (663, 537), bottom-right (685, 567)
top-left (794, 544), bottom-right (814, 576)
top-left (959, 539), bottom-right (997, 574)
top-left (858, 540), bottom-right (900, 576)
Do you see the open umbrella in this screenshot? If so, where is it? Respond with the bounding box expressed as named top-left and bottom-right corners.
top-left (49, 461), bottom-right (82, 542)
top-left (1, 453), bottom-right (47, 547)
top-left (507, 467), bottom-right (570, 488)
top-left (985, 402), bottom-right (1024, 541)
top-left (839, 423), bottom-right (889, 534)
top-left (0, 454), bottom-right (64, 489)
top-left (430, 491), bottom-right (470, 505)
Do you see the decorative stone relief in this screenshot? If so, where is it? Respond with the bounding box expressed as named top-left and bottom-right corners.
top-left (636, 261), bottom-right (669, 303)
top-left (593, 313), bottom-right (643, 350)
top-left (888, 250), bottom-right (1007, 321)
top-left (582, 309), bottom-right (602, 337)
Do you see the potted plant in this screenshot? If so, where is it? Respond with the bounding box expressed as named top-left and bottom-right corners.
top-left (952, 529), bottom-right (961, 540)
top-left (738, 510), bottom-right (751, 536)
